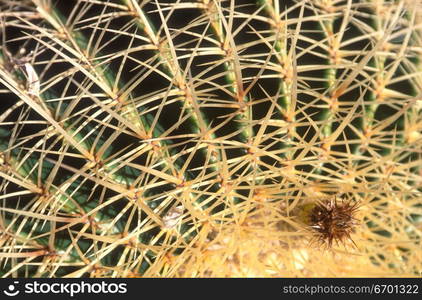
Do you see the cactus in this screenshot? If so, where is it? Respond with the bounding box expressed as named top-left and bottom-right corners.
top-left (0, 0), bottom-right (421, 277)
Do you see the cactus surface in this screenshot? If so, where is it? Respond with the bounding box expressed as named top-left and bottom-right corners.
top-left (0, 0), bottom-right (421, 277)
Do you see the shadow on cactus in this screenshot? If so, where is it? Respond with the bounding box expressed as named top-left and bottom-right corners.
top-left (0, 0), bottom-right (421, 277)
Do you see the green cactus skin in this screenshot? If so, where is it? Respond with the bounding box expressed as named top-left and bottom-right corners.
top-left (0, 0), bottom-right (421, 277)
